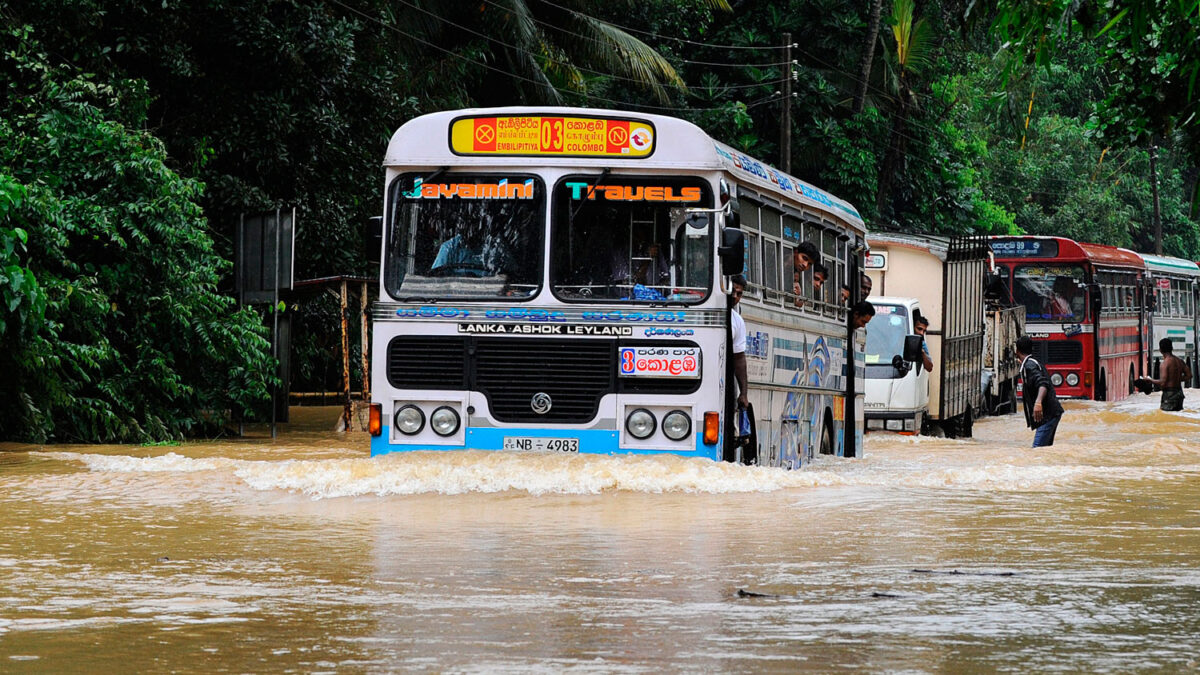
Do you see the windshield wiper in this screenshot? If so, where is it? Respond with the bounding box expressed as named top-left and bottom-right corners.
top-left (568, 168), bottom-right (612, 223)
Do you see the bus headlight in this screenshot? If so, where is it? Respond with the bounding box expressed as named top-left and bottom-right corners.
top-left (625, 408), bottom-right (657, 439)
top-left (394, 405), bottom-right (425, 435)
top-left (1050, 373), bottom-right (1064, 387)
top-left (1065, 373), bottom-right (1080, 386)
top-left (661, 411), bottom-right (691, 441)
top-left (429, 406), bottom-right (460, 437)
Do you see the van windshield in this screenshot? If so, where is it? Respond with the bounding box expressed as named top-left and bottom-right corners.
top-left (865, 305), bottom-right (910, 379)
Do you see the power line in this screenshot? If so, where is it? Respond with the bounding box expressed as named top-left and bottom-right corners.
top-left (328, 0), bottom-right (771, 113)
top-left (333, 1), bottom-right (1137, 205)
top-left (488, 0), bottom-right (792, 68)
top-left (529, 0), bottom-right (793, 52)
top-left (390, 0), bottom-right (787, 93)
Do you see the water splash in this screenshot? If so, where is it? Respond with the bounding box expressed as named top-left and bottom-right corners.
top-left (29, 438), bottom-right (1200, 500)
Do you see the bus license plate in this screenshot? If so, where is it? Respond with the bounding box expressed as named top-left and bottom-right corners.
top-left (503, 437), bottom-right (579, 452)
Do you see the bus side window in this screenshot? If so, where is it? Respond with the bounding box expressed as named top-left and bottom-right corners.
top-left (763, 238), bottom-right (781, 301)
top-left (746, 231), bottom-right (761, 294)
top-left (784, 244), bottom-right (798, 308)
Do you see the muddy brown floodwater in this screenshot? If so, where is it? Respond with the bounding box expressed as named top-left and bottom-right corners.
top-left (2, 397), bottom-right (1200, 673)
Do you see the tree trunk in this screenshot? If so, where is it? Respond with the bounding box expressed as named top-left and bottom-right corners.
top-left (876, 83), bottom-right (911, 221)
top-left (853, 0), bottom-right (885, 114)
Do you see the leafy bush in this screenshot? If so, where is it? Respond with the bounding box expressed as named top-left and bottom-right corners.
top-left (0, 27), bottom-right (274, 442)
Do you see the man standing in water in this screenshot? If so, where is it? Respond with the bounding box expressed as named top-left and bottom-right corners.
top-left (1137, 338), bottom-right (1192, 411)
top-left (730, 274), bottom-right (749, 411)
top-left (1016, 336), bottom-right (1065, 447)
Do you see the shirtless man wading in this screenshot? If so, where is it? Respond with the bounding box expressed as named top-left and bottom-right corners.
top-left (1137, 338), bottom-right (1193, 411)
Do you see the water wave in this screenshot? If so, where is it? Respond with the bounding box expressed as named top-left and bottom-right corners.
top-left (29, 446), bottom-right (1200, 500)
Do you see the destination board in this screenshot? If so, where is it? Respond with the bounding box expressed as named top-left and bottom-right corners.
top-left (990, 239), bottom-right (1059, 258)
top-left (450, 115), bottom-right (655, 158)
top-left (618, 346), bottom-right (701, 379)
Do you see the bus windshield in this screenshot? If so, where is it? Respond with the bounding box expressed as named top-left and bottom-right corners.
top-left (550, 176), bottom-right (713, 303)
top-left (384, 172), bottom-right (545, 300)
top-left (1013, 264), bottom-right (1087, 321)
top-left (864, 305), bottom-right (909, 377)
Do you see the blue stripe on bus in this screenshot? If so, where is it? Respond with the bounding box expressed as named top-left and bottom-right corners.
top-left (774, 355), bottom-right (806, 372)
top-left (371, 426), bottom-right (722, 461)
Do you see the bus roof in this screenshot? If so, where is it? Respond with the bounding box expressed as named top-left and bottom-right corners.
top-left (384, 107), bottom-right (865, 233)
top-left (989, 235), bottom-right (1144, 269)
top-left (1137, 252), bottom-right (1200, 277)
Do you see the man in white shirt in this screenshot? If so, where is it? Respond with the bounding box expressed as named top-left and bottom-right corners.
top-left (730, 274), bottom-right (748, 409)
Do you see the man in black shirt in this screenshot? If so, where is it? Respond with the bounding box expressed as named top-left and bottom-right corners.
top-left (1016, 336), bottom-right (1065, 447)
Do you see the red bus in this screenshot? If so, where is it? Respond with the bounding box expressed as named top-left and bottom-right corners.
top-left (989, 236), bottom-right (1147, 401)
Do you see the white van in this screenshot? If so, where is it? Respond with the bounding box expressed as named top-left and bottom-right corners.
top-left (865, 233), bottom-right (993, 437)
top-left (864, 297), bottom-right (930, 433)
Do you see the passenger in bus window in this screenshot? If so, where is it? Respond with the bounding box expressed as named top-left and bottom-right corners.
top-left (628, 240), bottom-right (669, 286)
top-left (851, 301), bottom-right (875, 330)
top-left (431, 231), bottom-right (483, 275)
top-left (913, 315), bottom-right (934, 372)
top-left (860, 273), bottom-right (872, 298)
top-left (1048, 276), bottom-right (1078, 318)
top-left (730, 274), bottom-right (749, 409)
top-left (812, 263), bottom-right (829, 300)
top-left (792, 241), bottom-right (819, 301)
top-left (793, 241), bottom-right (818, 272)
top-left (1016, 335), bottom-right (1065, 447)
top-left (1136, 338), bottom-right (1192, 411)
top-left (839, 283), bottom-right (851, 304)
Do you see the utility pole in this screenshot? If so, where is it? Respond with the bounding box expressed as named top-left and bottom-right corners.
top-left (1150, 139), bottom-right (1163, 255)
top-left (780, 33), bottom-right (792, 174)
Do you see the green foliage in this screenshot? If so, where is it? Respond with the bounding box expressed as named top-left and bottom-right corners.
top-left (0, 28), bottom-right (274, 442)
top-left (817, 110), bottom-right (885, 223)
top-left (991, 0), bottom-right (1200, 148)
top-left (4, 0), bottom-right (1200, 440)
top-left (0, 175), bottom-right (47, 340)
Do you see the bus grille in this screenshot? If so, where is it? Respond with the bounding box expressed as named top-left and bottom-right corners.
top-left (385, 336), bottom-right (698, 423)
top-left (386, 336), bottom-right (467, 389)
top-left (1036, 340), bottom-right (1083, 365)
top-left (475, 338), bottom-right (614, 423)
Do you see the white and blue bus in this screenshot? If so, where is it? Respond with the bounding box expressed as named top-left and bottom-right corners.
top-left (1137, 253), bottom-right (1200, 384)
top-left (367, 107), bottom-right (869, 466)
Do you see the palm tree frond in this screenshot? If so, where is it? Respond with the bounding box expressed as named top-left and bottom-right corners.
top-left (493, 0), bottom-right (540, 51)
top-left (889, 0), bottom-right (933, 75)
top-left (558, 13), bottom-right (686, 103)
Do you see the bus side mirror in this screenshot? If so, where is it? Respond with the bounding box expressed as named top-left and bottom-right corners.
top-left (718, 227), bottom-right (745, 276)
top-left (903, 335), bottom-right (924, 363)
top-left (365, 216), bottom-right (383, 263)
top-left (725, 196), bottom-right (741, 229)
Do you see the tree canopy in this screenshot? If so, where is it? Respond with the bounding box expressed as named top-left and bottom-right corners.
top-left (0, 26), bottom-right (274, 442)
top-left (2, 0), bottom-right (1198, 440)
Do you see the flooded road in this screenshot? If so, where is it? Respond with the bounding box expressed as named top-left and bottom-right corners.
top-left (2, 398), bottom-right (1199, 672)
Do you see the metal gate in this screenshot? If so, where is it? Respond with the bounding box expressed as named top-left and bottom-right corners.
top-left (939, 236), bottom-right (989, 426)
